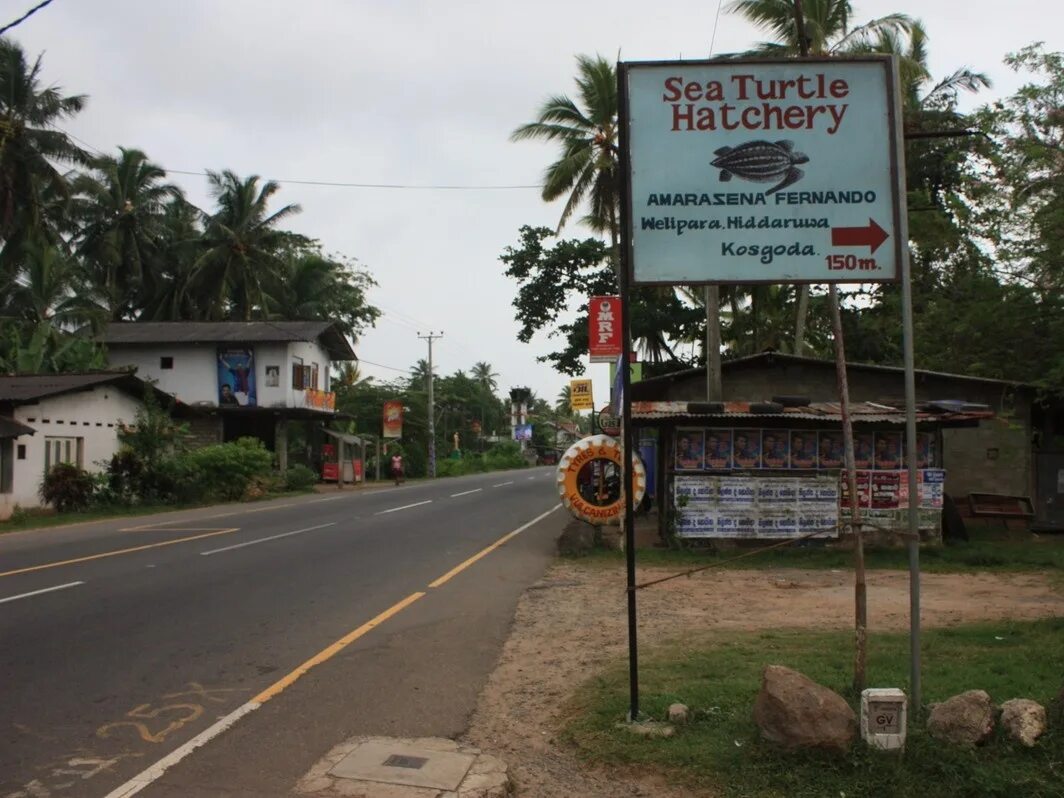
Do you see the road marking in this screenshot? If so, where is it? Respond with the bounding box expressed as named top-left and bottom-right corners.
top-left (102, 701), bottom-right (260, 798)
top-left (199, 523), bottom-right (336, 556)
top-left (450, 488), bottom-right (482, 497)
top-left (0, 529), bottom-right (239, 579)
top-left (428, 503), bottom-right (561, 589)
top-left (254, 591), bottom-right (425, 703)
top-left (375, 500), bottom-right (432, 515)
top-left (0, 580), bottom-right (84, 604)
top-left (492, 481), bottom-right (514, 488)
top-left (528, 476), bottom-right (537, 480)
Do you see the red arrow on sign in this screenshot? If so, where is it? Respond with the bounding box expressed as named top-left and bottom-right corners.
top-left (831, 218), bottom-right (889, 253)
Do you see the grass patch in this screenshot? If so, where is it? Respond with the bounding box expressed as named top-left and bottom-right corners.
top-left (575, 524), bottom-right (1064, 575)
top-left (565, 619), bottom-right (1064, 798)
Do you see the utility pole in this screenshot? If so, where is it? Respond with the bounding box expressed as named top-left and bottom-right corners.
top-left (417, 331), bottom-right (443, 478)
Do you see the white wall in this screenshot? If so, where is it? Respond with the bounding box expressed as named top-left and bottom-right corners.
top-left (108, 341), bottom-right (334, 409)
top-left (0, 386), bottom-right (143, 516)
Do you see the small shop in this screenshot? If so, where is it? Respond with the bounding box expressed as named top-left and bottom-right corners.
top-left (631, 400), bottom-right (993, 545)
top-left (321, 430), bottom-right (365, 484)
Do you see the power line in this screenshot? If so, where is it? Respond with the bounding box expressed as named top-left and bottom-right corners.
top-left (357, 358), bottom-right (410, 373)
top-left (61, 129), bottom-right (541, 191)
top-left (0, 0), bottom-right (56, 36)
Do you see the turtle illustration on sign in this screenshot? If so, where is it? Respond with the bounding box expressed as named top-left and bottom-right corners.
top-left (711, 139), bottom-right (809, 195)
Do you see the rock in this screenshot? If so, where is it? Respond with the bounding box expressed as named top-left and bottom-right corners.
top-left (927, 690), bottom-right (995, 747)
top-left (1000, 699), bottom-right (1047, 747)
top-left (617, 720), bottom-right (675, 738)
top-left (556, 520), bottom-right (595, 556)
top-left (752, 665), bottom-right (856, 753)
top-left (667, 703), bottom-right (689, 724)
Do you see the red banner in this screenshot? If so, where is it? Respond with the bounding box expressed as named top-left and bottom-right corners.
top-left (382, 400), bottom-right (403, 439)
top-left (589, 295), bottom-right (622, 362)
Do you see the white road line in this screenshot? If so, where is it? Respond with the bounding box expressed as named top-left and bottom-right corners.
top-left (527, 476), bottom-right (536, 480)
top-left (0, 581), bottom-right (84, 605)
top-left (199, 523), bottom-right (336, 556)
top-left (450, 488), bottom-right (483, 498)
top-left (492, 481), bottom-right (514, 488)
top-left (103, 700), bottom-right (260, 798)
top-left (375, 500), bottom-right (433, 515)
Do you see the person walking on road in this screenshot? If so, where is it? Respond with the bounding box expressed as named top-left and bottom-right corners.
top-left (390, 452), bottom-right (404, 486)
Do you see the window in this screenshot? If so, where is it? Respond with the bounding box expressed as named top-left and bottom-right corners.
top-left (310, 363), bottom-right (319, 391)
top-left (160, 356), bottom-right (174, 369)
top-left (44, 436), bottom-right (82, 472)
top-left (0, 440), bottom-right (11, 493)
top-left (17, 444), bottom-right (25, 459)
top-left (292, 357), bottom-right (304, 389)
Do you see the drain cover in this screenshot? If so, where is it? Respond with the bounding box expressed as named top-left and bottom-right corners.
top-left (330, 740), bottom-right (475, 790)
top-left (382, 754), bottom-right (428, 770)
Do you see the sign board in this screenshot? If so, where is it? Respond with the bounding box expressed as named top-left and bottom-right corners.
top-left (588, 296), bottom-right (622, 362)
top-left (621, 56), bottom-right (903, 285)
top-left (513, 423), bottom-right (533, 441)
top-left (382, 400), bottom-right (403, 439)
top-left (597, 405), bottom-right (621, 437)
top-left (570, 379), bottom-right (595, 411)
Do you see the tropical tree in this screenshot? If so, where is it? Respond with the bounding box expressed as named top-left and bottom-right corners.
top-left (471, 361), bottom-right (499, 393)
top-left (73, 147), bottom-right (184, 319)
top-left (270, 249), bottom-right (379, 339)
top-left (511, 54), bottom-right (620, 258)
top-left (555, 384), bottom-right (572, 413)
top-left (0, 39), bottom-right (88, 265)
top-left (187, 170), bottom-right (305, 321)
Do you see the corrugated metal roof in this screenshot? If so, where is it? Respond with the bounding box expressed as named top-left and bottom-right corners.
top-left (631, 400), bottom-right (993, 425)
top-left (0, 371), bottom-right (140, 402)
top-left (100, 321), bottom-right (356, 361)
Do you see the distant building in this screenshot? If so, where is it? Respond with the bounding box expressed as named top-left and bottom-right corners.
top-left (101, 321), bottom-right (357, 468)
top-left (0, 372), bottom-right (167, 518)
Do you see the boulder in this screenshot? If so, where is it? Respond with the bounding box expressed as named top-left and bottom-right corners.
top-left (556, 520), bottom-right (595, 556)
top-left (927, 690), bottom-right (995, 747)
top-left (1000, 699), bottom-right (1047, 747)
top-left (667, 703), bottom-right (689, 724)
top-left (753, 665), bottom-right (856, 753)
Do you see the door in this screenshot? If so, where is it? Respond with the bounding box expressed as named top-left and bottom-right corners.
top-left (1034, 452), bottom-right (1064, 531)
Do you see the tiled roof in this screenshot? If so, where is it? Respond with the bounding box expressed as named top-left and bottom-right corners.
top-left (631, 400), bottom-right (994, 426)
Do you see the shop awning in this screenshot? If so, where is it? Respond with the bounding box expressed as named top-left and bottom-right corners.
top-left (323, 429), bottom-right (365, 447)
top-left (631, 400), bottom-right (993, 426)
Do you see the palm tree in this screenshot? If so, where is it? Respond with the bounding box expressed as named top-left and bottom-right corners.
top-left (0, 39), bottom-right (88, 266)
top-left (408, 358), bottom-right (433, 393)
top-left (511, 54), bottom-right (620, 260)
top-left (471, 361), bottom-right (499, 393)
top-left (726, 0), bottom-right (921, 355)
top-left (555, 384), bottom-right (572, 413)
top-left (73, 147), bottom-right (184, 319)
top-left (187, 170), bottom-right (304, 321)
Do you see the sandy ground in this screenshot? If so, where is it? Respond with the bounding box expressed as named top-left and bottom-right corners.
top-left (463, 560), bottom-right (1064, 797)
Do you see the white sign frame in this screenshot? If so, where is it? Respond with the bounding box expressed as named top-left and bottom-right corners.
top-left (619, 56), bottom-right (905, 286)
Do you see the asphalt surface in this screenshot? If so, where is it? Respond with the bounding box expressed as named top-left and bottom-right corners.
top-left (0, 467), bottom-right (562, 798)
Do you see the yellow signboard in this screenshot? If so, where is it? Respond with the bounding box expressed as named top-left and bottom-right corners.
top-left (570, 379), bottom-right (594, 411)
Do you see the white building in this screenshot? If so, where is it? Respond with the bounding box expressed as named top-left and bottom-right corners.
top-left (0, 372), bottom-right (164, 518)
top-left (101, 321), bottom-right (357, 468)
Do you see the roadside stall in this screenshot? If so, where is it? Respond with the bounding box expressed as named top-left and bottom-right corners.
top-left (631, 400), bottom-right (993, 545)
top-left (321, 430), bottom-right (365, 485)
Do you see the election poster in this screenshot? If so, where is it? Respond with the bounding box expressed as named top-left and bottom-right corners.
top-left (874, 432), bottom-right (903, 469)
top-left (789, 430), bottom-right (818, 469)
top-left (854, 432), bottom-right (874, 469)
top-left (675, 428), bottom-right (705, 470)
top-left (817, 431), bottom-right (844, 469)
top-left (704, 429), bottom-right (732, 469)
top-left (731, 429), bottom-right (762, 469)
top-left (217, 348), bottom-right (256, 407)
top-left (761, 430), bottom-right (790, 468)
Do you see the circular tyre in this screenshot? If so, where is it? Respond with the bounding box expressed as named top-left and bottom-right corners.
top-left (556, 434), bottom-right (646, 526)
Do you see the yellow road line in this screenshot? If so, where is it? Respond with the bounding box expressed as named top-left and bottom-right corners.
top-left (253, 591), bottom-right (425, 704)
top-left (0, 528), bottom-right (240, 578)
top-left (428, 504), bottom-right (560, 589)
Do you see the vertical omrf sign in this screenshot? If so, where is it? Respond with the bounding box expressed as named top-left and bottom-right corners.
top-left (620, 56), bottom-right (905, 285)
top-left (588, 295), bottom-right (622, 362)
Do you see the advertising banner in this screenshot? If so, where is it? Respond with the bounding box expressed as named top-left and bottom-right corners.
top-left (675, 474), bottom-right (838, 539)
top-left (217, 348), bottom-right (256, 407)
top-left (588, 296), bottom-right (622, 362)
top-left (513, 423), bottom-right (533, 441)
top-left (382, 400), bottom-right (403, 439)
top-left (621, 57), bottom-right (903, 285)
top-left (570, 378), bottom-right (595, 411)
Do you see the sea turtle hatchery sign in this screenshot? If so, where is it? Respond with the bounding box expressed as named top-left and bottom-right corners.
top-left (621, 56), bottom-right (904, 285)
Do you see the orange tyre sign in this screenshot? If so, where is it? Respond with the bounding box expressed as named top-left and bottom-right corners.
top-left (556, 435), bottom-right (647, 526)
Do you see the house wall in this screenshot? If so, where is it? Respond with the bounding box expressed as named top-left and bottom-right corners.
top-left (108, 341), bottom-right (333, 409)
top-left (0, 386), bottom-right (142, 517)
top-left (645, 363), bottom-right (1033, 500)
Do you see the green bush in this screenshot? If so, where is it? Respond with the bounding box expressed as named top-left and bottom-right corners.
top-left (39, 463), bottom-right (95, 512)
top-left (284, 464), bottom-right (318, 491)
top-left (173, 437), bottom-right (273, 502)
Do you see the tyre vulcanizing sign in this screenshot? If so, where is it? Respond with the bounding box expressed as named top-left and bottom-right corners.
top-left (621, 56), bottom-right (904, 285)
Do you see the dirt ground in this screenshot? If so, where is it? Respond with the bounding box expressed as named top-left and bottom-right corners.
top-left (463, 559), bottom-right (1064, 798)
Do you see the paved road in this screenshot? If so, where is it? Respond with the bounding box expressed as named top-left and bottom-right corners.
top-left (0, 468), bottom-right (562, 798)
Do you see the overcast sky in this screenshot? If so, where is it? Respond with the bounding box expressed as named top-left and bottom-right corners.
top-left (12, 0), bottom-right (1060, 408)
